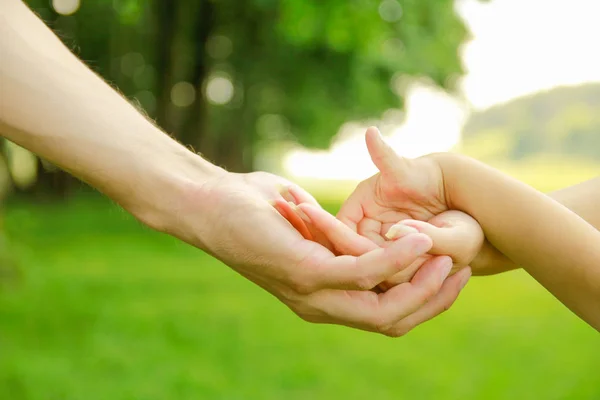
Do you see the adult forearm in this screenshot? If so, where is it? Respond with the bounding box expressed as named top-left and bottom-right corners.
top-left (438, 154), bottom-right (600, 329)
top-left (0, 1), bottom-right (222, 230)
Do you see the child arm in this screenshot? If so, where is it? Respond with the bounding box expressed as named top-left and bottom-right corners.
top-left (436, 154), bottom-right (600, 329)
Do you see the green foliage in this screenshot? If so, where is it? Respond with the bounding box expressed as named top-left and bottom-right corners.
top-left (463, 83), bottom-right (600, 162)
top-left (213, 0), bottom-right (468, 148)
top-left (24, 0), bottom-right (470, 171)
top-left (2, 193), bottom-right (599, 399)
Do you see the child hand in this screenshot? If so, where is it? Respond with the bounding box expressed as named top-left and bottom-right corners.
top-left (382, 210), bottom-right (483, 288)
top-left (335, 126), bottom-right (513, 277)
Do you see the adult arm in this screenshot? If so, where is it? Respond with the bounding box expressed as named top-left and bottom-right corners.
top-left (0, 0), bottom-right (219, 226)
top-left (0, 0), bottom-right (464, 335)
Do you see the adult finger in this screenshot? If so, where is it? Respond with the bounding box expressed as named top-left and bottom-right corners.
top-left (298, 203), bottom-right (378, 256)
top-left (378, 255), bottom-right (429, 291)
top-left (384, 266), bottom-right (471, 337)
top-left (272, 199), bottom-right (313, 241)
top-left (298, 233), bottom-right (433, 293)
top-left (306, 256), bottom-right (453, 331)
top-left (374, 255), bottom-right (454, 330)
top-left (276, 200), bottom-right (339, 253)
top-left (285, 184), bottom-right (322, 207)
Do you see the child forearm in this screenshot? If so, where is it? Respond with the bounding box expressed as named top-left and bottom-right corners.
top-left (436, 153), bottom-right (600, 330)
top-left (550, 178), bottom-right (600, 229)
top-left (472, 177), bottom-right (600, 275)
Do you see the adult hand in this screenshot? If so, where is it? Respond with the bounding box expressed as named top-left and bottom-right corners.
top-left (165, 169), bottom-right (467, 336)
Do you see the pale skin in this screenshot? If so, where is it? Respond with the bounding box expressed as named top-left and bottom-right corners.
top-left (0, 0), bottom-right (473, 336)
top-left (290, 127), bottom-right (600, 331)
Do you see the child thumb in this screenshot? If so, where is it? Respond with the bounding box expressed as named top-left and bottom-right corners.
top-left (365, 126), bottom-right (406, 176)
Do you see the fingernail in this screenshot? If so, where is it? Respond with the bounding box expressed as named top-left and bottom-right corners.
top-left (412, 236), bottom-right (432, 256)
top-left (385, 223), bottom-right (419, 239)
top-left (290, 202), bottom-right (311, 222)
top-left (439, 257), bottom-right (453, 283)
top-left (277, 183), bottom-right (291, 197)
top-left (441, 257), bottom-right (453, 279)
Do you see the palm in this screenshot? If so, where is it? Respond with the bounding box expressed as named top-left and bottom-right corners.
top-left (338, 129), bottom-right (447, 247)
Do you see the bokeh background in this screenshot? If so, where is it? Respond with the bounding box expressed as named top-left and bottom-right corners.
top-left (1, 0), bottom-right (599, 399)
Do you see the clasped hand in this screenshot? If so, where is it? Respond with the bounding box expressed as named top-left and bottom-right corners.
top-left (190, 127), bottom-right (484, 337)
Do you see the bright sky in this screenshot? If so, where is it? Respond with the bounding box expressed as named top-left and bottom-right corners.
top-left (284, 0), bottom-right (600, 180)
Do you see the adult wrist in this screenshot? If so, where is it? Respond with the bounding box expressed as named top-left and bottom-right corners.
top-left (123, 136), bottom-right (226, 239)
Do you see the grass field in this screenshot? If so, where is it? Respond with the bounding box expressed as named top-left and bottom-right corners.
top-left (1, 168), bottom-right (599, 399)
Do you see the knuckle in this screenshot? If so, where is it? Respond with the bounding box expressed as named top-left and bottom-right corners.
top-left (296, 311), bottom-right (320, 324)
top-left (354, 274), bottom-right (377, 291)
top-left (441, 294), bottom-right (458, 313)
top-left (419, 284), bottom-right (439, 302)
top-left (378, 323), bottom-right (410, 338)
top-left (286, 299), bottom-right (320, 324)
top-left (287, 269), bottom-right (318, 295)
top-left (290, 278), bottom-right (316, 295)
top-left (372, 315), bottom-right (396, 336)
top-left (387, 325), bottom-right (411, 338)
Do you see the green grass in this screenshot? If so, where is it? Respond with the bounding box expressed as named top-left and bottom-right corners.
top-left (1, 191), bottom-right (599, 400)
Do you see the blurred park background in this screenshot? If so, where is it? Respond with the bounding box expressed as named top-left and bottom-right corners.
top-left (1, 0), bottom-right (599, 399)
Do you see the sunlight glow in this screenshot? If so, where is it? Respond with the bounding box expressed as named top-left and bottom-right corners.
top-left (52, 0), bottom-right (80, 16)
top-left (206, 75), bottom-right (235, 105)
top-left (379, 0), bottom-right (403, 23)
top-left (285, 82), bottom-right (467, 180)
top-left (171, 82), bottom-right (196, 108)
top-left (457, 0), bottom-right (600, 110)
top-left (284, 0), bottom-right (600, 180)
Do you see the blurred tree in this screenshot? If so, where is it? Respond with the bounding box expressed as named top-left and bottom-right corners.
top-left (17, 0), bottom-right (470, 191)
top-left (201, 0), bottom-right (468, 170)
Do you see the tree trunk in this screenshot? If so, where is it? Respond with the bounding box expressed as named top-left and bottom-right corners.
top-left (208, 11), bottom-right (261, 173)
top-left (215, 132), bottom-right (248, 172)
top-left (212, 100), bottom-right (256, 173)
top-left (178, 0), bottom-right (215, 153)
top-left (28, 160), bottom-right (73, 200)
top-left (153, 0), bottom-right (178, 134)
